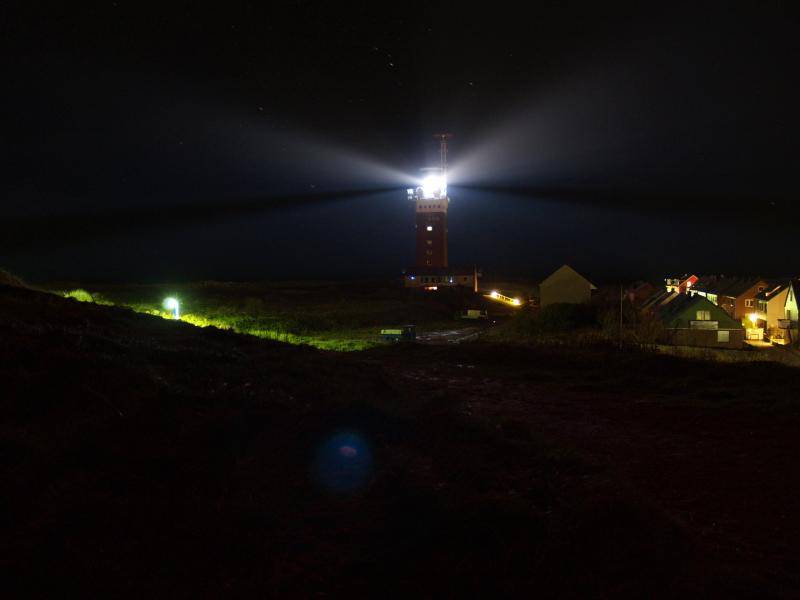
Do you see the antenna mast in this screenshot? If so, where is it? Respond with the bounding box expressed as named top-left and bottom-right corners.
top-left (434, 133), bottom-right (452, 196)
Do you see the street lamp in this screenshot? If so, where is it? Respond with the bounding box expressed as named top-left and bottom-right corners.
top-left (165, 298), bottom-right (180, 320)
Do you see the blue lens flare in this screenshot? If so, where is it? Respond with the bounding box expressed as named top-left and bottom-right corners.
top-left (314, 432), bottom-right (372, 494)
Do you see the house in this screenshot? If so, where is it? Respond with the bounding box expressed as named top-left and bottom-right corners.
top-left (752, 279), bottom-right (791, 342)
top-left (783, 280), bottom-right (800, 344)
top-left (718, 279), bottom-right (768, 321)
top-left (539, 265), bottom-right (596, 309)
top-left (640, 288), bottom-right (680, 313)
top-left (688, 275), bottom-right (720, 297)
top-left (691, 277), bottom-right (739, 307)
top-left (664, 274), bottom-right (698, 294)
top-left (627, 281), bottom-right (657, 306)
top-left (656, 293), bottom-right (744, 349)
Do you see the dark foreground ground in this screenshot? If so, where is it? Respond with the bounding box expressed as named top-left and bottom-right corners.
top-left (2, 283), bottom-right (799, 599)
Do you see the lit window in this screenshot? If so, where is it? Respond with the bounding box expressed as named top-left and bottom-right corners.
top-left (717, 330), bottom-right (730, 343)
top-left (427, 226), bottom-right (433, 231)
top-left (427, 240), bottom-right (432, 245)
top-left (696, 310), bottom-right (711, 320)
top-left (745, 299), bottom-right (753, 307)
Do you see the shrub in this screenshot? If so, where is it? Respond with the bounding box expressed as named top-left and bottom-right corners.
top-left (538, 302), bottom-right (596, 331)
top-left (63, 289), bottom-right (94, 303)
top-left (243, 296), bottom-right (266, 316)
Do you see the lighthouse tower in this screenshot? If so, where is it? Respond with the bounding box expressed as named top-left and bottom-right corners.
top-left (408, 134), bottom-right (452, 267)
top-left (403, 135), bottom-right (477, 292)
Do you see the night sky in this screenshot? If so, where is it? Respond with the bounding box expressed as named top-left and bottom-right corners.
top-left (2, 1), bottom-right (798, 285)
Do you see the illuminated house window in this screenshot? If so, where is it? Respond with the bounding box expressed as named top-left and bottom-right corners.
top-left (717, 331), bottom-right (730, 343)
top-left (427, 226), bottom-right (433, 231)
top-left (696, 310), bottom-right (711, 320)
top-left (427, 240), bottom-right (432, 245)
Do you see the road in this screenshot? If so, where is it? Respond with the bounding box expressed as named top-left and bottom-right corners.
top-left (416, 320), bottom-right (503, 344)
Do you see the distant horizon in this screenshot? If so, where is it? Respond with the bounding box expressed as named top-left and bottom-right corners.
top-left (8, 265), bottom-right (796, 293)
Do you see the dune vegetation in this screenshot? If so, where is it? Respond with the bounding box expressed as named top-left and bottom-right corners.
top-left (2, 271), bottom-right (799, 598)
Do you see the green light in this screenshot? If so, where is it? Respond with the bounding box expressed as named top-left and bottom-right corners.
top-left (164, 298), bottom-right (180, 320)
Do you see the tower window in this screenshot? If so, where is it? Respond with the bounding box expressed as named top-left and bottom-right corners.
top-left (427, 226), bottom-right (433, 231)
top-left (426, 240), bottom-right (432, 245)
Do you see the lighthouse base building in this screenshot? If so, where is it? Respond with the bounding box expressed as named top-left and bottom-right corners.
top-left (403, 266), bottom-right (479, 292)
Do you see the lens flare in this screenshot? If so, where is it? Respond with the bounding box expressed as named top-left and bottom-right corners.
top-left (314, 432), bottom-right (372, 494)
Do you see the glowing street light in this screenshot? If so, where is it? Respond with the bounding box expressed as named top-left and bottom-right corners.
top-left (748, 312), bottom-right (758, 325)
top-left (164, 298), bottom-right (180, 320)
top-left (491, 291), bottom-right (499, 298)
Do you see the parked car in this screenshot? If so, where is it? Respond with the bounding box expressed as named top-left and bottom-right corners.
top-left (380, 325), bottom-right (416, 343)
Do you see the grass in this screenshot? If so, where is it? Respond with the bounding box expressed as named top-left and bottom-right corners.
top-left (368, 338), bottom-right (800, 415)
top-left (0, 312), bottom-right (723, 598)
top-left (2, 277), bottom-right (796, 598)
top-left (656, 343), bottom-right (770, 363)
top-left (38, 279), bottom-right (473, 352)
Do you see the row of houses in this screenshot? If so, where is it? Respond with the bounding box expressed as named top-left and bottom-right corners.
top-left (536, 266), bottom-right (798, 350)
top-left (631, 274), bottom-right (799, 349)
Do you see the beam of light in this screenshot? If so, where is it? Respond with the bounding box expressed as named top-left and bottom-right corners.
top-left (441, 24), bottom-right (798, 223)
top-left (313, 432), bottom-right (372, 495)
top-left (2, 81), bottom-right (418, 253)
